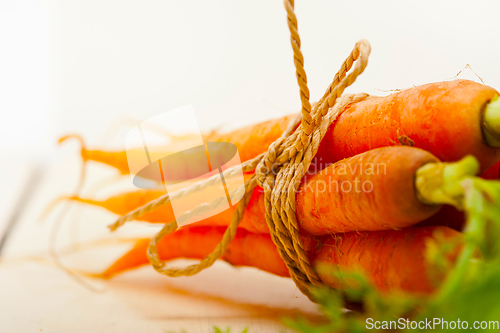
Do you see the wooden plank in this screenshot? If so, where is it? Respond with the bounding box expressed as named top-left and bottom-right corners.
top-left (0, 159), bottom-right (40, 253)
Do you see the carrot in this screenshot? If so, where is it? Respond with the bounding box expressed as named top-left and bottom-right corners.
top-left (63, 115), bottom-right (297, 176)
top-left (204, 114), bottom-right (297, 163)
top-left (101, 226), bottom-right (288, 279)
top-left (81, 150), bottom-right (130, 175)
top-left (100, 225), bottom-right (463, 295)
top-left (68, 80), bottom-right (500, 176)
top-left (71, 146), bottom-right (445, 234)
top-left (63, 189), bottom-right (258, 228)
top-left (294, 146), bottom-right (441, 234)
top-left (58, 134), bottom-right (130, 175)
top-left (61, 171), bottom-right (254, 226)
top-left (67, 190), bottom-right (169, 223)
top-left (70, 187), bottom-right (467, 233)
top-left (318, 79), bottom-right (500, 173)
top-left (315, 226), bottom-right (464, 294)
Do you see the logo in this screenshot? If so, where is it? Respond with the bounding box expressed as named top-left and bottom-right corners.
top-left (125, 105), bottom-right (244, 226)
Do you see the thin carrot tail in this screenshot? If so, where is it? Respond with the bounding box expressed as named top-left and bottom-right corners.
top-left (39, 195), bottom-right (72, 223)
top-left (54, 195), bottom-right (108, 213)
top-left (47, 134), bottom-right (93, 292)
top-left (41, 135), bottom-right (89, 223)
top-left (66, 195), bottom-right (104, 207)
top-left (68, 237), bottom-right (147, 280)
top-left (58, 133), bottom-right (88, 190)
top-left (99, 238), bottom-right (151, 279)
top-left (58, 134), bottom-right (86, 153)
top-left (40, 195), bottom-right (111, 224)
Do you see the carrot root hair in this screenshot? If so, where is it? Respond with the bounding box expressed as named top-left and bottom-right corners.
top-left (57, 133), bottom-right (88, 192)
top-left (39, 195), bottom-right (72, 223)
top-left (58, 134), bottom-right (86, 150)
top-left (48, 134), bottom-right (99, 292)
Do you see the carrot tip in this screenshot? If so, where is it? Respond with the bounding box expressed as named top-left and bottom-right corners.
top-left (38, 195), bottom-right (72, 223)
top-left (58, 134), bottom-right (86, 149)
top-left (87, 272), bottom-right (108, 279)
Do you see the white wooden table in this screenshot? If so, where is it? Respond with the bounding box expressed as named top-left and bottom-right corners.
top-left (0, 150), bottom-right (321, 332)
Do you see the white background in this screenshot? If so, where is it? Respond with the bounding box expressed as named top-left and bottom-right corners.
top-left (2, 0), bottom-right (500, 160)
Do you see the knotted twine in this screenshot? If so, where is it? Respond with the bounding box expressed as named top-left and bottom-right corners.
top-left (108, 0), bottom-right (371, 301)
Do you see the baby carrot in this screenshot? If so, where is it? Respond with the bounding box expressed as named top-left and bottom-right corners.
top-left (318, 79), bottom-right (500, 173)
top-left (294, 146), bottom-right (441, 234)
top-left (101, 226), bottom-right (288, 279)
top-left (58, 134), bottom-right (130, 175)
top-left (61, 115), bottom-right (297, 176)
top-left (68, 190), bottom-right (168, 223)
top-left (66, 80), bottom-right (500, 176)
top-left (100, 225), bottom-right (463, 295)
top-left (204, 114), bottom-right (298, 163)
top-left (71, 146), bottom-right (447, 234)
top-left (314, 226), bottom-right (463, 294)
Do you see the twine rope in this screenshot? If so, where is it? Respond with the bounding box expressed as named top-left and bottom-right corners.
top-left (108, 1), bottom-right (371, 301)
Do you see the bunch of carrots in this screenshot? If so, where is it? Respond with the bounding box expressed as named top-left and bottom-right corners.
top-left (58, 79), bottom-right (500, 300)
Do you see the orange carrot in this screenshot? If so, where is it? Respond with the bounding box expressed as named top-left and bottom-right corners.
top-left (71, 146), bottom-right (441, 234)
top-left (58, 134), bottom-right (130, 175)
top-left (101, 225), bottom-right (463, 295)
top-left (313, 226), bottom-right (463, 294)
top-left (204, 114), bottom-right (297, 163)
top-left (294, 146), bottom-right (440, 235)
top-left (69, 80), bottom-right (500, 175)
top-left (101, 226), bottom-right (288, 279)
top-left (68, 190), bottom-right (168, 223)
top-left (65, 115), bottom-right (297, 176)
top-left (82, 150), bottom-right (130, 175)
top-left (318, 79), bottom-right (500, 173)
